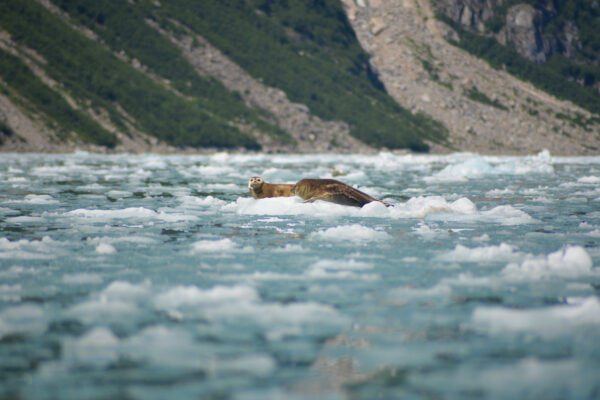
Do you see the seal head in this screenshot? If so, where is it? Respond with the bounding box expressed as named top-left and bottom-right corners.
top-left (248, 176), bottom-right (294, 199)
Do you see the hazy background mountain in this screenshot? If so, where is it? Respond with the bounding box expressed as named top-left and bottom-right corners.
top-left (0, 0), bottom-right (598, 154)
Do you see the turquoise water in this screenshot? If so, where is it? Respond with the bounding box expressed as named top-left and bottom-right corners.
top-left (0, 151), bottom-right (599, 399)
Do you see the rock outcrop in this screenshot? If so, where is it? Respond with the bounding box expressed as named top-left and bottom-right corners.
top-left (503, 4), bottom-right (547, 63)
top-left (431, 0), bottom-right (586, 64)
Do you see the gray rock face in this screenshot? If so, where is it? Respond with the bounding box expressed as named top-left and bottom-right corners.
top-left (503, 4), bottom-right (547, 63)
top-left (433, 0), bottom-right (498, 32)
top-left (432, 0), bottom-right (583, 64)
top-left (341, 0), bottom-right (600, 155)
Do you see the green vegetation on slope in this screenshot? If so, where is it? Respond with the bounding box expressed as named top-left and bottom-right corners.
top-left (51, 0), bottom-right (292, 145)
top-left (0, 0), bottom-right (448, 151)
top-left (156, 0), bottom-right (447, 151)
top-left (437, 14), bottom-right (600, 117)
top-left (0, 0), bottom-right (260, 149)
top-left (0, 48), bottom-right (118, 147)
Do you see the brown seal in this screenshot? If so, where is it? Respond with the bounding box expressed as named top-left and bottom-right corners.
top-left (248, 177), bottom-right (294, 199)
top-left (291, 178), bottom-right (391, 207)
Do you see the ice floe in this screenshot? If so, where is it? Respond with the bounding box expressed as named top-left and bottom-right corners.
top-left (62, 207), bottom-right (198, 222)
top-left (310, 224), bottom-right (389, 243)
top-left (0, 237), bottom-right (63, 259)
top-left (437, 243), bottom-right (523, 263)
top-left (0, 304), bottom-right (47, 339)
top-left (472, 296), bottom-right (600, 337)
top-left (154, 284), bottom-right (348, 340)
top-left (502, 245), bottom-right (594, 279)
top-left (191, 238), bottom-right (253, 253)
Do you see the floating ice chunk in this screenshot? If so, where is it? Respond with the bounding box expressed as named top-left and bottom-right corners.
top-left (306, 258), bottom-right (379, 280)
top-left (480, 205), bottom-right (535, 225)
top-left (4, 194), bottom-right (59, 204)
top-left (191, 238), bottom-right (252, 253)
top-left (105, 190), bottom-right (132, 199)
top-left (0, 304), bottom-right (46, 339)
top-left (578, 176), bottom-right (600, 184)
top-left (102, 280), bottom-right (152, 302)
top-left (209, 152), bottom-right (230, 163)
top-left (68, 280), bottom-right (151, 324)
top-left (155, 285), bottom-right (259, 310)
top-left (65, 207), bottom-right (157, 219)
top-left (154, 284), bottom-right (347, 340)
top-left (5, 216), bottom-right (46, 224)
top-left (472, 296), bottom-right (600, 337)
top-left (310, 259), bottom-right (373, 270)
top-left (0, 236), bottom-right (61, 259)
top-left (188, 165), bottom-right (236, 176)
top-left (0, 207), bottom-right (19, 217)
top-left (180, 195), bottom-right (227, 208)
top-left (437, 243), bottom-right (523, 263)
top-left (229, 194), bottom-right (477, 220)
top-left (7, 177), bottom-right (27, 183)
top-left (412, 222), bottom-right (448, 239)
top-left (141, 158), bottom-right (168, 169)
top-left (75, 183), bottom-right (105, 192)
top-left (588, 229), bottom-right (600, 237)
top-left (256, 217), bottom-right (287, 223)
top-left (451, 197), bottom-right (478, 213)
top-left (311, 224), bottom-right (389, 243)
top-left (62, 327), bottom-right (120, 368)
top-left (536, 149), bottom-right (551, 159)
top-left (427, 157), bottom-right (494, 182)
top-left (95, 243), bottom-right (116, 254)
top-left (502, 245), bottom-right (594, 279)
top-left (122, 324), bottom-right (274, 375)
top-left (486, 188), bottom-right (515, 196)
top-left (64, 207), bottom-right (198, 222)
top-left (452, 357), bottom-right (597, 400)
top-left (122, 325), bottom-right (204, 369)
top-left (399, 197), bottom-right (451, 218)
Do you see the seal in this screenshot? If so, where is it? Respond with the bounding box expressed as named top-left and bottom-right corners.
top-left (248, 176), bottom-right (294, 199)
top-left (291, 178), bottom-right (391, 207)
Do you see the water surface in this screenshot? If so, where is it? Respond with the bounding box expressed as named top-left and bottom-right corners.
top-left (0, 151), bottom-right (599, 399)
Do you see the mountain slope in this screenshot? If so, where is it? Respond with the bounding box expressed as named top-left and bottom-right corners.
top-left (342, 0), bottom-right (600, 154)
top-left (0, 0), bottom-right (598, 154)
top-left (0, 0), bottom-right (447, 153)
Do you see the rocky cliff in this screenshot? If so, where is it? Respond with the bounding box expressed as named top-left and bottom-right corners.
top-left (341, 0), bottom-right (600, 154)
top-left (432, 0), bottom-right (599, 83)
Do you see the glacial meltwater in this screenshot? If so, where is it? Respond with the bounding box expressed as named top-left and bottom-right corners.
top-left (0, 151), bottom-right (599, 399)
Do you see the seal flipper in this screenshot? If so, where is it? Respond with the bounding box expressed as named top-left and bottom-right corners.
top-left (327, 193), bottom-right (366, 207)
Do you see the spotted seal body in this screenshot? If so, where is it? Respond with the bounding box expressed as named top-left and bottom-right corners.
top-left (291, 178), bottom-right (390, 207)
top-left (248, 177), bottom-right (294, 199)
